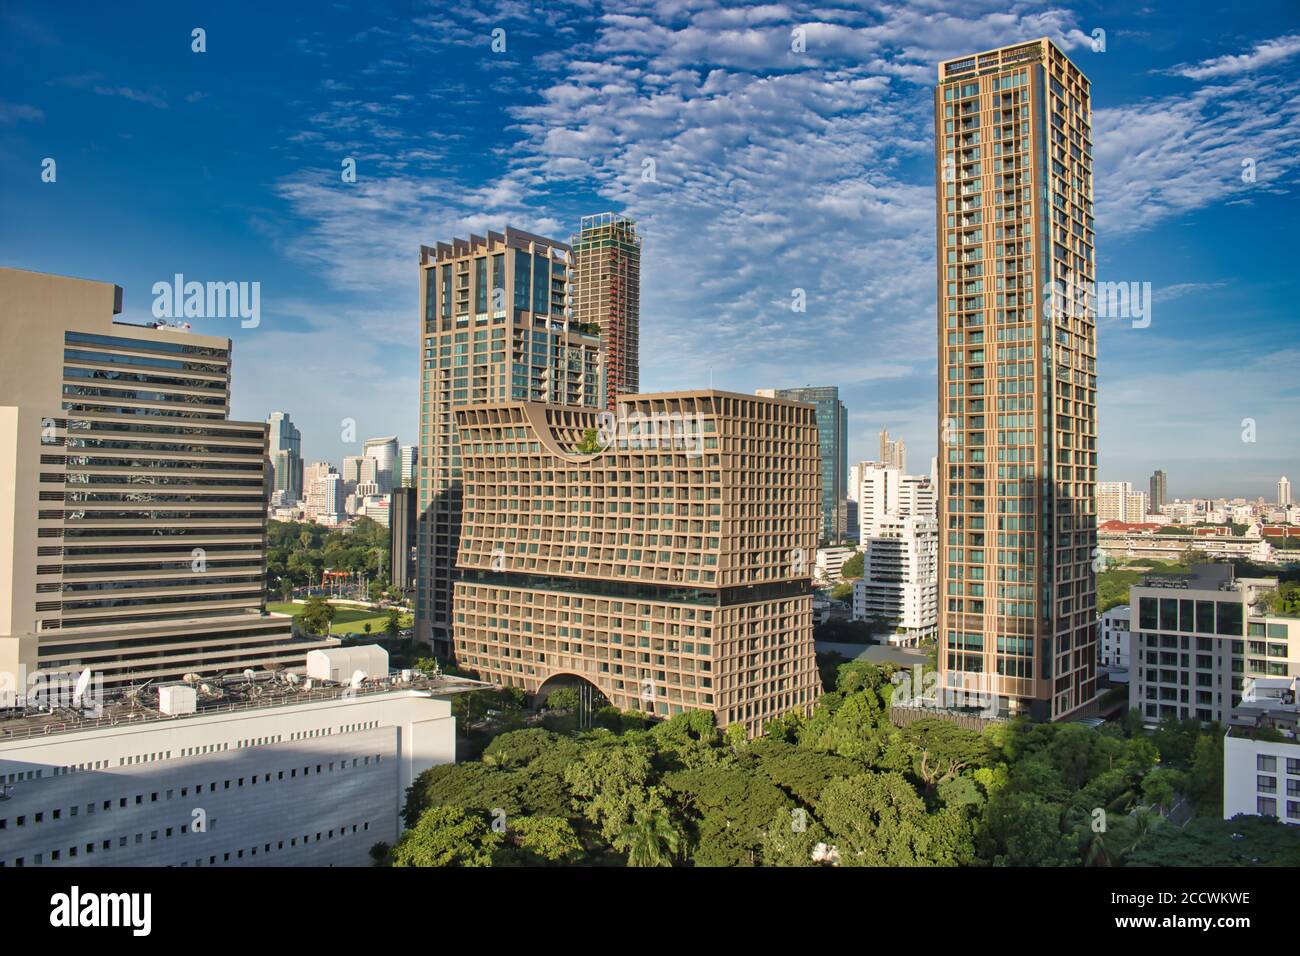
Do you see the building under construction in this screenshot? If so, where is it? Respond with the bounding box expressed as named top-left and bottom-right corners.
top-left (571, 213), bottom-right (641, 410)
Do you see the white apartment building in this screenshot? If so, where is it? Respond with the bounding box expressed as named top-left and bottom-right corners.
top-left (813, 546), bottom-right (857, 585)
top-left (1223, 676), bottom-right (1300, 825)
top-left (1096, 481), bottom-right (1148, 524)
top-left (1129, 564), bottom-right (1299, 727)
top-left (852, 515), bottom-right (937, 647)
top-left (305, 473), bottom-right (346, 523)
top-left (0, 669), bottom-right (490, 868)
top-left (855, 462), bottom-right (935, 541)
top-left (1098, 604), bottom-right (1130, 677)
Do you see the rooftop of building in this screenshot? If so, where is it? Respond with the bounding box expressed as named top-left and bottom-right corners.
top-left (0, 669), bottom-right (495, 744)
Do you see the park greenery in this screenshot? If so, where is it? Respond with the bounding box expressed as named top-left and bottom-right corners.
top-left (266, 517), bottom-right (394, 602)
top-left (376, 657), bottom-right (1272, 868)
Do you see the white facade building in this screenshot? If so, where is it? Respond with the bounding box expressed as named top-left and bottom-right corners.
top-left (814, 546), bottom-right (858, 585)
top-left (363, 436), bottom-right (399, 494)
top-left (1096, 482), bottom-right (1149, 525)
top-left (0, 675), bottom-right (489, 868)
top-left (855, 462), bottom-right (935, 541)
top-left (1223, 676), bottom-right (1300, 825)
top-left (852, 514), bottom-right (937, 646)
top-left (1098, 604), bottom-right (1130, 678)
top-left (1280, 476), bottom-right (1292, 508)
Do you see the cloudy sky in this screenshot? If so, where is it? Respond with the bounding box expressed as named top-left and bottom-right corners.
top-left (2, 0), bottom-right (1297, 499)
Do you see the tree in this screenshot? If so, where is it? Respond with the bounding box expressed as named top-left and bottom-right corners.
top-left (575, 428), bottom-right (603, 454)
top-left (506, 816), bottom-right (583, 865)
top-left (299, 596), bottom-right (335, 635)
top-left (390, 806), bottom-right (502, 867)
top-left (840, 552), bottom-right (864, 579)
top-left (563, 740), bottom-right (657, 843)
top-left (622, 806), bottom-right (682, 867)
top-left (384, 609), bottom-right (402, 638)
top-left (545, 687), bottom-right (581, 712)
top-left (278, 577), bottom-right (293, 603)
top-left (830, 582), bottom-right (854, 602)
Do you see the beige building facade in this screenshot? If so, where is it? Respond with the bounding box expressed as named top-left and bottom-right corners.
top-left (0, 268), bottom-right (331, 694)
top-left (451, 390), bottom-right (821, 736)
top-left (935, 40), bottom-right (1099, 720)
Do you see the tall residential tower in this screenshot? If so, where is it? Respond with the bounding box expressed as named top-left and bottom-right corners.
top-left (935, 39), bottom-right (1098, 720)
top-left (571, 213), bottom-right (641, 411)
top-left (415, 228), bottom-right (601, 656)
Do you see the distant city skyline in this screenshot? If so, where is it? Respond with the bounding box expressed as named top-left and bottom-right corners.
top-left (1, 2), bottom-right (1297, 496)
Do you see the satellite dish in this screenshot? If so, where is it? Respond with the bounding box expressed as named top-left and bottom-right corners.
top-left (72, 669), bottom-right (92, 707)
top-left (242, 669), bottom-right (256, 682)
top-left (349, 670), bottom-right (367, 688)
top-left (286, 673), bottom-right (300, 685)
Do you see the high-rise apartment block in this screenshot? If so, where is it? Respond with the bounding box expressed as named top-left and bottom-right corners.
top-left (451, 390), bottom-right (821, 736)
top-left (1096, 480), bottom-right (1149, 524)
top-left (757, 386), bottom-right (847, 543)
top-left (853, 514), bottom-right (939, 647)
top-left (879, 427), bottom-right (907, 471)
top-left (267, 411), bottom-right (303, 501)
top-left (0, 268), bottom-right (332, 691)
top-left (399, 444), bottom-right (418, 489)
top-left (1150, 469), bottom-right (1167, 514)
top-left (935, 39), bottom-right (1098, 720)
top-left (855, 462), bottom-right (936, 541)
top-left (416, 228), bottom-right (602, 656)
top-left (572, 213), bottom-right (641, 411)
top-left (1280, 476), bottom-right (1292, 508)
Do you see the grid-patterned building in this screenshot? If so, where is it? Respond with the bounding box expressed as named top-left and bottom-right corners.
top-left (451, 390), bottom-right (821, 736)
top-left (571, 213), bottom-right (641, 411)
top-left (934, 39), bottom-right (1098, 720)
top-left (415, 229), bottom-right (602, 656)
top-left (0, 268), bottom-right (333, 692)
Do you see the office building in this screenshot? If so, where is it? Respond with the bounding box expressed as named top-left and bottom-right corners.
top-left (398, 445), bottom-right (418, 489)
top-left (1150, 469), bottom-right (1168, 514)
top-left (267, 412), bottom-right (303, 502)
top-left (416, 228), bottom-right (602, 656)
top-left (757, 386), bottom-right (847, 543)
top-left (1280, 476), bottom-right (1292, 508)
top-left (1128, 564), bottom-right (1299, 727)
top-left (341, 455), bottom-right (378, 495)
top-left (935, 39), bottom-right (1098, 720)
top-left (0, 268), bottom-right (332, 692)
top-left (853, 514), bottom-right (938, 647)
top-left (390, 488), bottom-right (417, 594)
top-left (1223, 676), bottom-right (1300, 825)
top-left (571, 213), bottom-right (641, 411)
top-left (879, 427), bottom-right (907, 471)
top-left (452, 390), bottom-right (821, 737)
top-left (363, 436), bottom-right (398, 494)
top-left (0, 669), bottom-right (492, 867)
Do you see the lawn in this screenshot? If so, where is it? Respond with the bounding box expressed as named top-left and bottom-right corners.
top-left (266, 601), bottom-right (396, 635)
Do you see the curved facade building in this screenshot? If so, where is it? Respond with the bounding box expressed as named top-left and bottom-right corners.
top-left (452, 390), bottom-right (821, 736)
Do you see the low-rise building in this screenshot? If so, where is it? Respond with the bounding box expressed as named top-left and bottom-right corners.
top-left (0, 666), bottom-right (491, 867)
top-left (1223, 676), bottom-right (1300, 825)
top-left (814, 546), bottom-right (857, 585)
top-left (1098, 605), bottom-right (1130, 679)
top-left (1128, 564), bottom-right (1299, 727)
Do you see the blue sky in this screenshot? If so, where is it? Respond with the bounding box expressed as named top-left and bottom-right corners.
top-left (2, 0), bottom-right (1297, 499)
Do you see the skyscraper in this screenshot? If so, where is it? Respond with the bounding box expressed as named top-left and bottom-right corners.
top-left (267, 411), bottom-right (303, 501)
top-left (416, 228), bottom-right (602, 657)
top-left (1278, 476), bottom-right (1291, 507)
top-left (879, 427), bottom-right (907, 471)
top-left (935, 39), bottom-right (1098, 721)
top-left (757, 386), bottom-right (848, 542)
top-left (452, 390), bottom-right (821, 736)
top-left (0, 268), bottom-right (333, 689)
top-left (1150, 469), bottom-right (1167, 514)
top-left (363, 435), bottom-right (399, 493)
top-left (572, 213), bottom-right (641, 410)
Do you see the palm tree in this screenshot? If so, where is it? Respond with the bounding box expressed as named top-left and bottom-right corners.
top-left (623, 806), bottom-right (682, 868)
